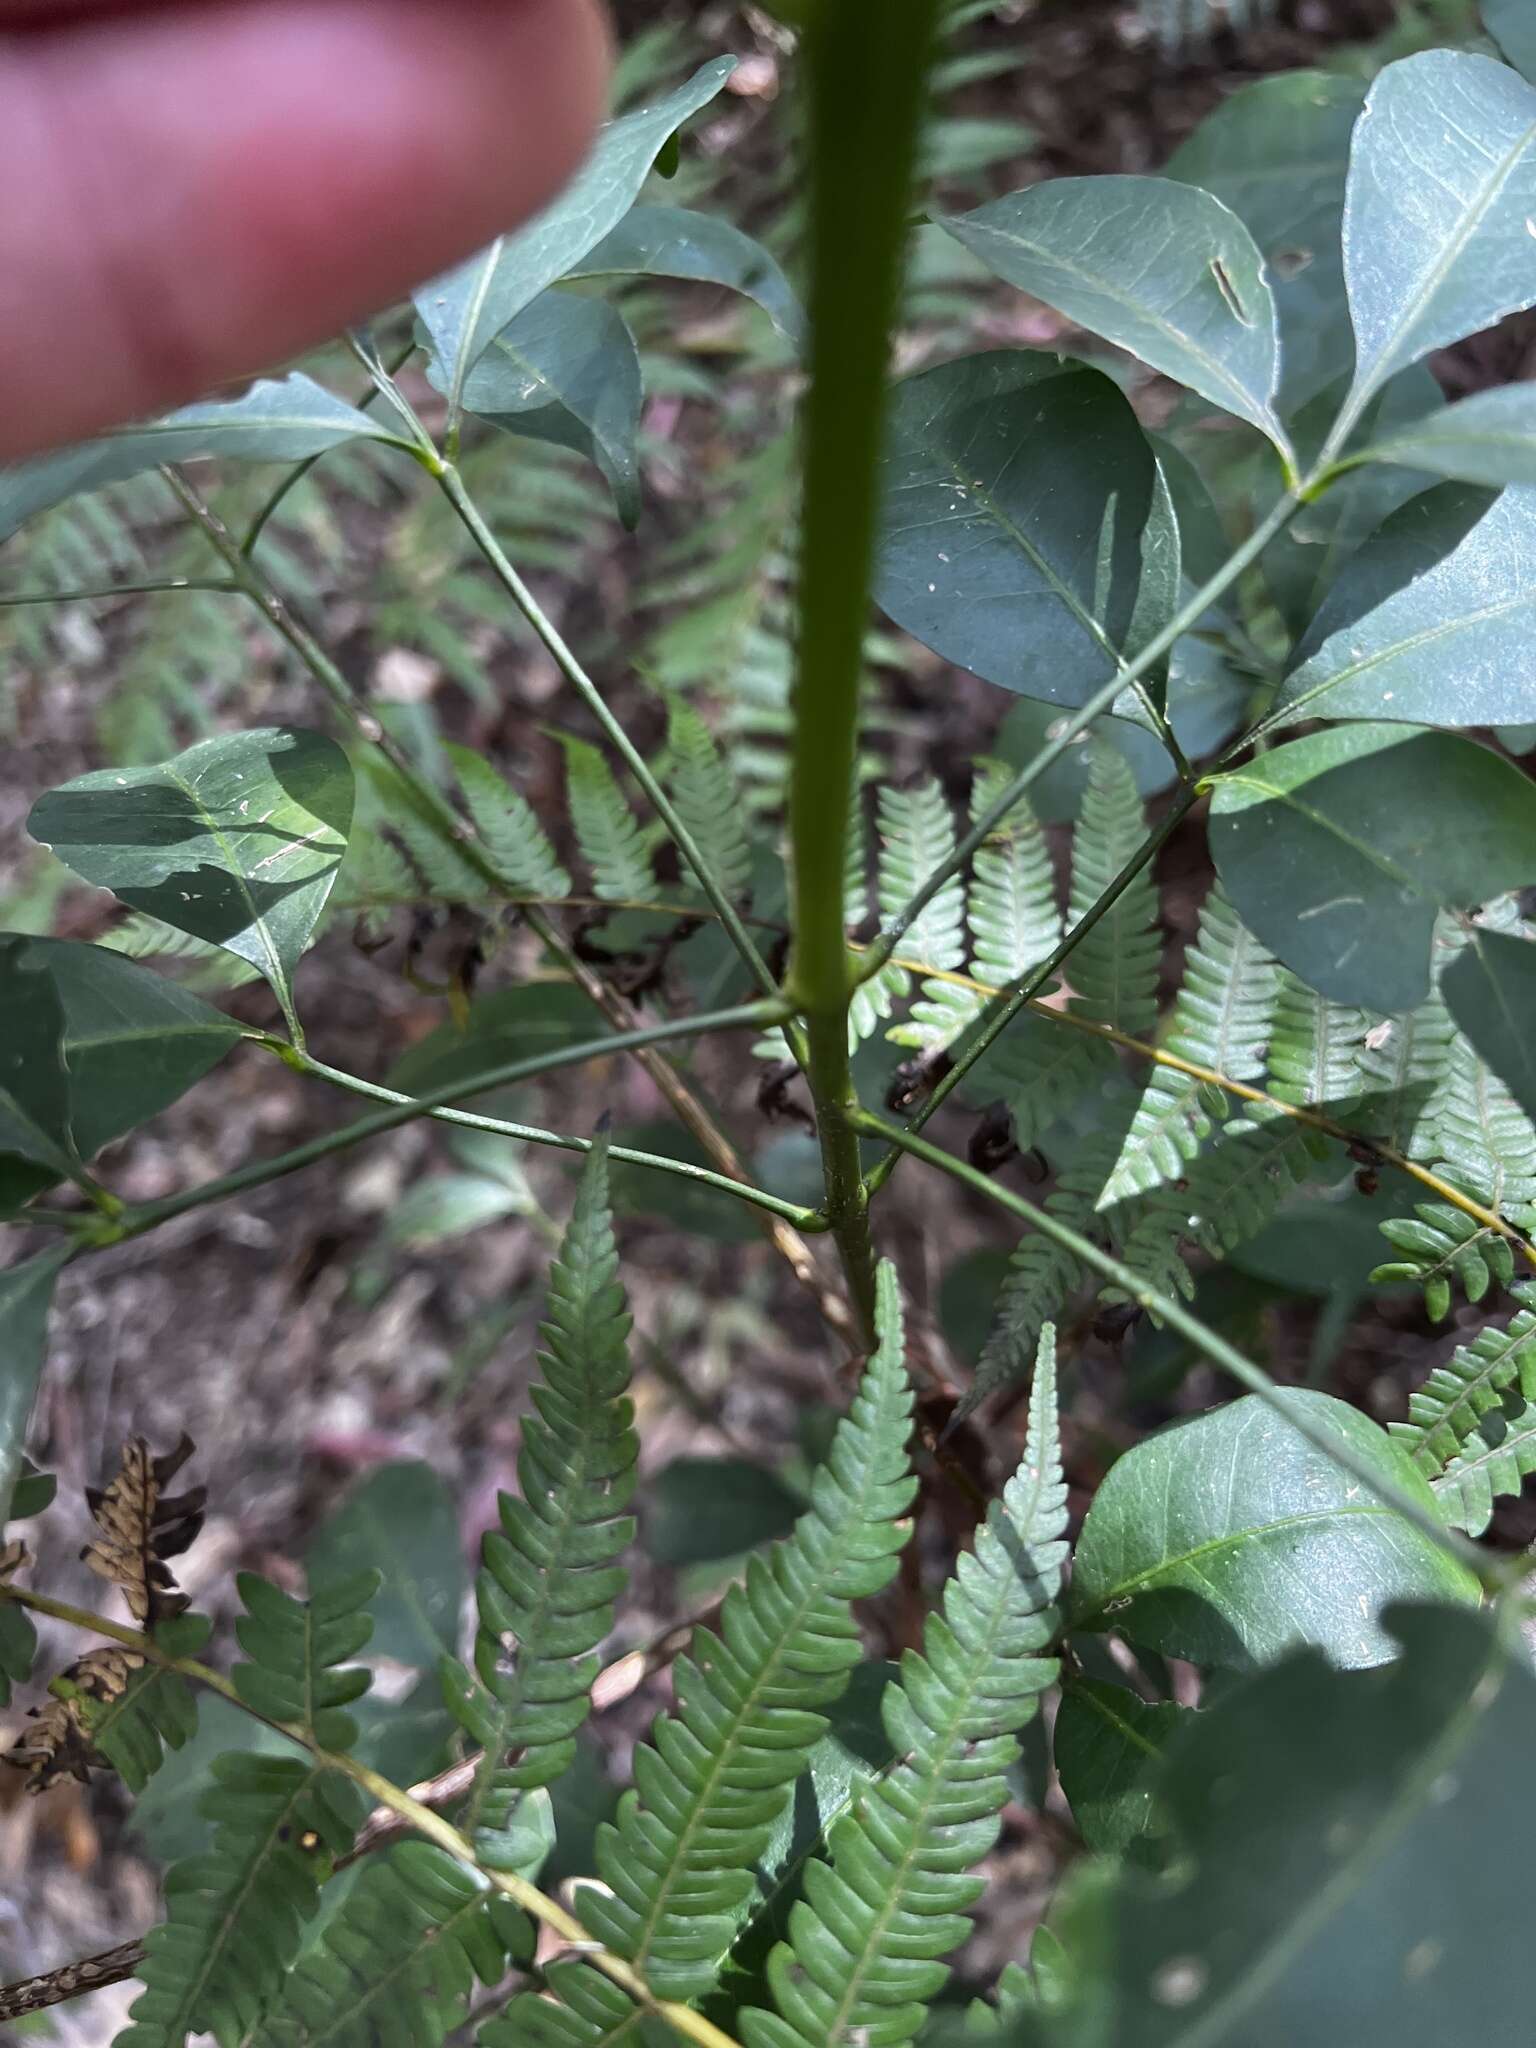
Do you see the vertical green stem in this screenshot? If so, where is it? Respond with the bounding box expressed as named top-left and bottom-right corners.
top-left (786, 0), bottom-right (943, 1342)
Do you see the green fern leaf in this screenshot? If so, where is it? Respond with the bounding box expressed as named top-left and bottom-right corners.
top-left (663, 697), bottom-right (754, 904)
top-left (1267, 974), bottom-right (1368, 1115)
top-left (444, 1134), bottom-right (638, 1863)
top-left (903, 763), bottom-right (1060, 1054)
top-left (448, 744), bottom-right (572, 900)
top-left (561, 736), bottom-right (655, 904)
top-left (390, 807), bottom-right (493, 905)
top-left (1372, 1036), bottom-right (1536, 1318)
top-left (880, 779), bottom-right (966, 1051)
top-left (256, 1841), bottom-right (533, 2048)
top-left (1115, 1112), bottom-right (1317, 1302)
top-left (521, 1266), bottom-right (916, 2027)
top-left (982, 1015), bottom-right (1120, 1152)
top-left (1062, 743), bottom-right (1160, 1037)
top-left (1390, 1283), bottom-right (1536, 1477)
top-left (121, 1571), bottom-right (379, 2048)
top-left (1101, 890), bottom-right (1278, 1206)
top-left (87, 1615), bottom-right (208, 1793)
top-left (1351, 990), bottom-right (1456, 1159)
top-left (739, 1329), bottom-right (1067, 2048)
top-left (971, 1132), bottom-right (1127, 1407)
top-left (1433, 1390), bottom-right (1536, 1536)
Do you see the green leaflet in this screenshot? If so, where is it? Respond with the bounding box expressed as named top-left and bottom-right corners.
top-left (664, 698), bottom-right (755, 906)
top-left (559, 735), bottom-right (656, 904)
top-left (446, 745), bottom-right (572, 901)
top-left (445, 1134), bottom-right (638, 1861)
top-left (1101, 891), bottom-right (1280, 1206)
top-left (739, 1330), bottom-right (1067, 2048)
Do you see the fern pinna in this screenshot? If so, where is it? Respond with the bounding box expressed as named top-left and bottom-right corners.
top-left (499, 1261), bottom-right (916, 2039)
top-left (444, 1127), bottom-right (639, 1862)
top-left (739, 1329), bottom-right (1067, 2048)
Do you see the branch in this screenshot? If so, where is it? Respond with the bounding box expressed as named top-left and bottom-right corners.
top-left (0, 577), bottom-right (240, 609)
top-left (781, 0), bottom-right (945, 1343)
top-left (88, 1002), bottom-right (818, 1247)
top-left (0, 1586), bottom-right (745, 2048)
top-left (850, 1111), bottom-right (1499, 1591)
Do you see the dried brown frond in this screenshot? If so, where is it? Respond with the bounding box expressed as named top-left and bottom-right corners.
top-left (82, 1435), bottom-right (204, 1626)
top-left (5, 1645), bottom-right (147, 1791)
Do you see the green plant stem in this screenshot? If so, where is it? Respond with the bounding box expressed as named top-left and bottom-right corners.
top-left (864, 786), bottom-right (1199, 1199)
top-left (0, 577), bottom-right (240, 608)
top-left (432, 460), bottom-right (784, 1012)
top-left (91, 1002), bottom-right (815, 1245)
top-left (852, 1111), bottom-right (1500, 1591)
top-left (861, 490), bottom-right (1302, 981)
top-left (781, 0), bottom-right (943, 1344)
top-left (0, 1587), bottom-right (743, 2048)
top-left (241, 337), bottom-right (419, 555)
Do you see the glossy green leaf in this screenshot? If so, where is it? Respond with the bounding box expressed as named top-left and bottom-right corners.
top-left (0, 1249), bottom-right (69, 1526)
top-left (0, 936), bottom-right (243, 1215)
top-left (416, 57), bottom-right (735, 416)
top-left (1070, 1390), bottom-right (1479, 1670)
top-left (1165, 71), bottom-right (1365, 408)
top-left (0, 939), bottom-right (83, 1194)
top-left (28, 729), bottom-right (353, 1036)
top-left (567, 202), bottom-right (805, 346)
top-left (1359, 384), bottom-right (1536, 487)
top-left (1486, 0), bottom-right (1536, 81)
top-left (454, 292), bottom-right (643, 526)
top-left (0, 374), bottom-right (407, 542)
top-left (1209, 724), bottom-right (1536, 1012)
top-left (1033, 1605), bottom-right (1536, 2048)
top-left (305, 1462), bottom-right (465, 1673)
top-left (1443, 927), bottom-right (1536, 1125)
top-left (1339, 51), bottom-right (1536, 426)
top-left (644, 1457), bottom-right (804, 1567)
top-left (1052, 1679), bottom-right (1186, 1861)
top-left (873, 352), bottom-right (1168, 708)
top-left (1277, 482), bottom-right (1536, 728)
top-left (939, 178), bottom-right (1290, 459)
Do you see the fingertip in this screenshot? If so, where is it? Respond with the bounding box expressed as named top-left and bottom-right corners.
top-left (0, 0), bottom-right (616, 457)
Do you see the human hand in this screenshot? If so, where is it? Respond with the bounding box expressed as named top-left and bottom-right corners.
top-left (0, 0), bottom-right (612, 461)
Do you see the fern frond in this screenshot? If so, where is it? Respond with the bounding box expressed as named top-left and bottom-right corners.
top-left (1061, 744), bottom-right (1160, 1038)
top-left (524, 1266), bottom-right (916, 2026)
top-left (902, 764), bottom-right (1060, 1055)
top-left (1114, 1114), bottom-right (1317, 1302)
top-left (122, 1571), bottom-right (379, 2048)
top-left (879, 780), bottom-right (966, 1050)
top-left (1351, 993), bottom-right (1456, 1159)
top-left (972, 1132), bottom-right (1126, 1405)
top-left (1372, 1036), bottom-right (1536, 1318)
top-left (663, 698), bottom-right (755, 905)
top-left (982, 1015), bottom-right (1120, 1153)
top-left (1266, 975), bottom-right (1368, 1115)
top-left (444, 1135), bottom-right (638, 1865)
top-left (255, 1842), bottom-right (533, 2048)
top-left (84, 1618), bottom-right (207, 1793)
top-left (448, 744), bottom-right (572, 900)
top-left (390, 805), bottom-right (495, 906)
top-left (1433, 1392), bottom-right (1536, 1536)
top-left (1389, 1283), bottom-right (1536, 1476)
top-left (1101, 891), bottom-right (1278, 1206)
top-left (739, 1330), bottom-right (1067, 2048)
top-left (561, 737), bottom-right (656, 904)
